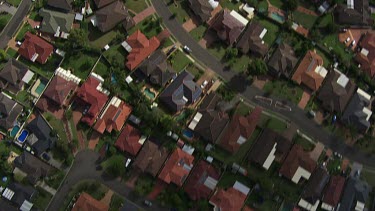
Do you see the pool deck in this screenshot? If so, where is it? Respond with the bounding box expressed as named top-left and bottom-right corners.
top-left (141, 86), bottom-right (159, 101)
top-left (31, 79), bottom-right (42, 98)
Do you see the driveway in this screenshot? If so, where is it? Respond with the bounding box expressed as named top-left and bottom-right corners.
top-left (47, 150), bottom-right (168, 211)
top-left (151, 0), bottom-right (375, 168)
top-left (0, 0), bottom-right (32, 49)
top-left (0, 3), bottom-right (16, 15)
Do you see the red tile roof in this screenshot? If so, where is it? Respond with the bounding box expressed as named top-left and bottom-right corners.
top-left (356, 32), bottom-right (375, 78)
top-left (209, 187), bottom-right (247, 211)
top-left (115, 124), bottom-right (142, 156)
top-left (158, 148), bottom-right (194, 187)
top-left (279, 145), bottom-right (316, 182)
top-left (219, 107), bottom-right (262, 153)
top-left (18, 32), bottom-right (53, 64)
top-left (125, 30), bottom-right (160, 70)
top-left (184, 160), bottom-right (220, 201)
top-left (72, 192), bottom-right (109, 211)
top-left (42, 75), bottom-right (78, 106)
top-left (76, 76), bottom-right (109, 126)
top-left (292, 50), bottom-right (325, 91)
top-left (322, 175), bottom-right (346, 207)
top-left (94, 97), bottom-right (132, 134)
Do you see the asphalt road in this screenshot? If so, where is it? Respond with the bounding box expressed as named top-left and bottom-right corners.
top-left (152, 0), bottom-right (375, 167)
top-left (0, 0), bottom-right (32, 49)
top-left (47, 150), bottom-right (167, 211)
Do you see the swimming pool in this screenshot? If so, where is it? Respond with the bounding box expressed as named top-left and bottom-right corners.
top-left (111, 74), bottom-right (117, 84)
top-left (143, 88), bottom-right (156, 100)
top-left (270, 12), bottom-right (285, 23)
top-left (35, 82), bottom-right (46, 95)
top-left (182, 129), bottom-right (194, 139)
top-left (17, 130), bottom-right (29, 143)
top-left (10, 125), bottom-right (20, 137)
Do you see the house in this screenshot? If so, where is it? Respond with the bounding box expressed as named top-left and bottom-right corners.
top-left (158, 148), bottom-right (194, 187)
top-left (93, 1), bottom-right (134, 33)
top-left (219, 107), bottom-right (262, 154)
top-left (0, 59), bottom-right (33, 94)
top-left (137, 50), bottom-right (176, 87)
top-left (115, 124), bottom-right (145, 156)
top-left (188, 93), bottom-right (229, 143)
top-left (342, 88), bottom-right (372, 133)
top-left (37, 67), bottom-right (80, 112)
top-left (355, 31), bottom-right (375, 78)
top-left (133, 141), bottom-right (169, 177)
top-left (208, 8), bottom-right (248, 46)
top-left (93, 0), bottom-right (115, 8)
top-left (236, 21), bottom-right (268, 57)
top-left (72, 192), bottom-right (109, 211)
top-left (0, 92), bottom-right (23, 131)
top-left (292, 50), bottom-right (328, 92)
top-left (39, 8), bottom-right (75, 38)
top-left (248, 128), bottom-right (292, 170)
top-left (184, 160), bottom-right (220, 201)
top-left (75, 74), bottom-right (109, 126)
top-left (188, 0), bottom-right (221, 23)
top-left (209, 181), bottom-right (250, 211)
top-left (338, 177), bottom-right (370, 211)
top-left (25, 114), bottom-right (58, 156)
top-left (159, 70), bottom-right (202, 113)
top-left (2, 183), bottom-right (36, 211)
top-left (123, 30), bottom-right (160, 71)
top-left (279, 145), bottom-right (317, 184)
top-left (268, 43), bottom-right (298, 78)
top-left (317, 69), bottom-right (356, 114)
top-left (46, 0), bottom-right (72, 12)
top-left (18, 32), bottom-right (54, 64)
top-left (321, 175), bottom-right (346, 211)
top-left (93, 97), bottom-right (132, 134)
top-left (298, 167), bottom-right (330, 211)
top-left (334, 0), bottom-right (372, 26)
top-left (13, 152), bottom-right (53, 184)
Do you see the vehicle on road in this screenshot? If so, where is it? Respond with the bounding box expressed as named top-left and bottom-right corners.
top-left (183, 45), bottom-right (192, 54)
top-left (144, 200), bottom-right (152, 207)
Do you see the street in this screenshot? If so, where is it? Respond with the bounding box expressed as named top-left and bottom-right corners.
top-left (151, 0), bottom-right (375, 167)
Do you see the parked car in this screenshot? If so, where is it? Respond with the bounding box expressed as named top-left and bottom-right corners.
top-left (183, 45), bottom-right (192, 54)
top-left (200, 80), bottom-right (208, 89)
top-left (308, 110), bottom-right (316, 118)
top-left (41, 153), bottom-right (50, 161)
top-left (125, 158), bottom-right (132, 168)
top-left (16, 41), bottom-right (22, 46)
top-left (144, 200), bottom-right (152, 207)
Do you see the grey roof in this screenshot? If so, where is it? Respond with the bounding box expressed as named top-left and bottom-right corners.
top-left (6, 183), bottom-right (36, 209)
top-left (138, 50), bottom-right (176, 86)
top-left (342, 90), bottom-right (372, 133)
top-left (47, 0), bottom-right (72, 12)
top-left (39, 8), bottom-right (74, 34)
top-left (268, 43), bottom-right (298, 78)
top-left (339, 177), bottom-right (370, 211)
top-left (0, 59), bottom-right (28, 93)
top-left (95, 1), bottom-right (135, 33)
top-left (13, 152), bottom-right (53, 184)
top-left (188, 0), bottom-right (216, 22)
top-left (0, 92), bottom-right (22, 130)
top-left (334, 0), bottom-right (372, 26)
top-left (26, 115), bottom-right (57, 156)
top-left (300, 167), bottom-right (330, 205)
top-left (236, 21), bottom-right (269, 57)
top-left (159, 70), bottom-right (202, 112)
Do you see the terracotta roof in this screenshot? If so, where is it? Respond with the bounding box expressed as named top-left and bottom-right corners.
top-left (158, 148), bottom-right (194, 187)
top-left (95, 1), bottom-right (134, 33)
top-left (184, 160), bottom-right (220, 201)
top-left (219, 107), bottom-right (262, 153)
top-left (322, 175), bottom-right (346, 207)
top-left (72, 192), bottom-right (109, 211)
top-left (76, 76), bottom-right (109, 126)
top-left (209, 187), bottom-right (247, 211)
top-left (292, 50), bottom-right (325, 91)
top-left (279, 145), bottom-right (316, 182)
top-left (133, 141), bottom-right (169, 177)
top-left (115, 124), bottom-right (142, 156)
top-left (94, 97), bottom-right (132, 134)
top-left (356, 32), bottom-right (375, 78)
top-left (18, 32), bottom-right (53, 64)
top-left (125, 30), bottom-right (160, 70)
top-left (42, 75), bottom-right (77, 106)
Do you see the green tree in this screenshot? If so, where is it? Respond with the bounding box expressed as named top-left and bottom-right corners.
top-left (0, 49), bottom-right (7, 62)
top-left (285, 0), bottom-right (298, 11)
top-left (105, 155), bottom-right (126, 177)
top-left (225, 48), bottom-right (238, 60)
top-left (248, 58), bottom-right (268, 76)
top-left (65, 29), bottom-right (88, 52)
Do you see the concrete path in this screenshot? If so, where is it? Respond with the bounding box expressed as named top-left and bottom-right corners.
top-left (133, 6), bottom-right (155, 24)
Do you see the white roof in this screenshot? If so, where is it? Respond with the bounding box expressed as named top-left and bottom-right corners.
top-left (242, 4), bottom-right (255, 15)
top-left (75, 13), bottom-right (83, 21)
top-left (259, 28), bottom-right (267, 39)
top-left (104, 45), bottom-right (110, 50)
top-left (233, 181), bottom-right (250, 195)
top-left (90, 15), bottom-right (97, 26)
top-left (21, 70), bottom-right (34, 84)
top-left (203, 176), bottom-right (218, 190)
top-left (208, 0), bottom-right (219, 8)
top-left (188, 112), bottom-right (203, 130)
top-left (182, 144), bottom-right (195, 155)
top-left (357, 88), bottom-right (371, 100)
top-left (229, 10), bottom-right (248, 26)
top-left (361, 48), bottom-right (369, 57)
top-left (206, 156), bottom-right (213, 163)
top-left (20, 200), bottom-right (34, 211)
top-left (125, 76), bottom-right (133, 84)
top-left (2, 188), bottom-right (14, 200)
top-left (347, 0), bottom-right (354, 8)
top-left (121, 41), bottom-right (132, 52)
top-left (314, 66), bottom-right (328, 78)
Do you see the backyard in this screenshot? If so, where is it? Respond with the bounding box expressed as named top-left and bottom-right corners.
top-left (257, 18), bottom-right (280, 45)
top-left (220, 0), bottom-right (242, 10)
top-left (103, 44), bottom-right (127, 70)
top-left (189, 25), bottom-right (207, 41)
top-left (164, 0), bottom-right (190, 23)
top-left (88, 26), bottom-right (122, 49)
top-left (19, 53), bottom-right (63, 79)
top-left (93, 58), bottom-right (111, 78)
top-left (61, 52), bottom-right (100, 79)
top-left (320, 33), bottom-right (354, 65)
top-left (292, 11), bottom-right (318, 29)
top-left (263, 80), bottom-right (303, 105)
top-left (269, 0), bottom-right (283, 8)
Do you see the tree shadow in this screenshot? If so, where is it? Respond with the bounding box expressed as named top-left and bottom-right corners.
top-left (227, 73), bottom-right (250, 94)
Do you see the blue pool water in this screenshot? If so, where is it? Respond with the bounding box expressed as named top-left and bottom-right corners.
top-left (10, 125), bottom-right (20, 137)
top-left (270, 12), bottom-right (285, 23)
top-left (17, 130), bottom-right (29, 143)
top-left (111, 74), bottom-right (117, 84)
top-left (182, 129), bottom-right (194, 139)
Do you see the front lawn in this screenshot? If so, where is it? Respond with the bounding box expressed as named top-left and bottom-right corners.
top-left (44, 169), bottom-right (65, 189)
top-left (0, 13), bottom-right (12, 32)
top-left (165, 0), bottom-right (190, 23)
top-left (129, 16), bottom-right (163, 38)
top-left (263, 80), bottom-right (303, 105)
top-left (292, 10), bottom-right (318, 29)
top-left (293, 134), bottom-right (315, 151)
top-left (231, 54), bottom-right (250, 73)
top-left (6, 48), bottom-right (18, 58)
top-left (266, 117), bottom-right (287, 132)
top-left (326, 157), bottom-right (342, 175)
top-left (168, 50), bottom-right (191, 72)
top-left (235, 102), bottom-right (252, 116)
top-left (125, 0), bottom-right (148, 13)
top-left (185, 63), bottom-right (204, 80)
top-left (189, 25), bottom-right (207, 41)
top-left (207, 41), bottom-right (226, 60)
top-left (258, 18), bottom-right (280, 45)
top-left (16, 23), bottom-right (33, 41)
top-left (32, 187), bottom-right (53, 211)
top-left (19, 53), bottom-right (62, 79)
top-left (61, 52), bottom-right (100, 79)
top-left (6, 0), bottom-right (22, 7)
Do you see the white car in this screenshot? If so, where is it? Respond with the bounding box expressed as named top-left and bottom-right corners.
top-left (16, 41), bottom-right (22, 46)
top-left (200, 80), bottom-right (208, 89)
top-left (125, 158), bottom-right (131, 168)
top-left (183, 45), bottom-right (192, 54)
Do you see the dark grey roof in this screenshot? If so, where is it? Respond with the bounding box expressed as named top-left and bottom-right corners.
top-left (138, 50), bottom-right (176, 86)
top-left (268, 43), bottom-right (298, 78)
top-left (47, 0), bottom-right (72, 12)
top-left (13, 152), bottom-right (53, 184)
top-left (339, 177), bottom-right (370, 211)
top-left (342, 90), bottom-right (372, 133)
top-left (193, 93), bottom-right (229, 143)
top-left (6, 183), bottom-right (36, 208)
top-left (0, 59), bottom-right (28, 93)
top-left (159, 70), bottom-right (202, 112)
top-left (301, 167), bottom-right (330, 205)
top-left (0, 198), bottom-right (18, 211)
top-left (26, 115), bottom-right (57, 156)
top-left (334, 0), bottom-right (372, 26)
top-left (188, 0), bottom-right (216, 22)
top-left (236, 21), bottom-right (269, 57)
top-left (39, 8), bottom-right (75, 34)
top-left (95, 1), bottom-right (134, 33)
top-left (0, 92), bottom-right (22, 130)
